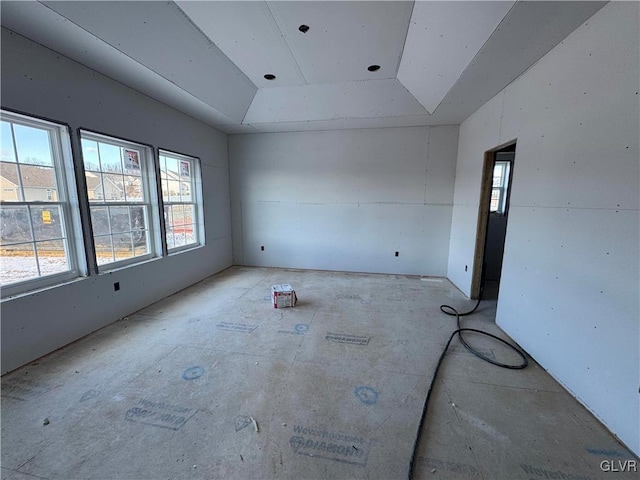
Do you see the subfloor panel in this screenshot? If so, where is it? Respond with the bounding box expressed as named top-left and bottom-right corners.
top-left (1, 267), bottom-right (636, 479)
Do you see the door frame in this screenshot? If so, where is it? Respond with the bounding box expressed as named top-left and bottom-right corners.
top-left (470, 140), bottom-right (516, 299)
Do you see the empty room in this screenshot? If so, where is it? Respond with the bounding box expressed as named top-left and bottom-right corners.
top-left (1, 1), bottom-right (638, 479)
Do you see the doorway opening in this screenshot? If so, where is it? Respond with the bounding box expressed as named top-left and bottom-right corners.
top-left (470, 142), bottom-right (516, 300)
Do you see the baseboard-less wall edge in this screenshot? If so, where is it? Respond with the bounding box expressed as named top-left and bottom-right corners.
top-left (1, 260), bottom-right (234, 375)
top-left (532, 359), bottom-right (640, 461)
top-left (229, 263), bottom-right (447, 279)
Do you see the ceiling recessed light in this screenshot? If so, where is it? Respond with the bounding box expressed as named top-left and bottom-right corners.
top-left (298, 24), bottom-right (310, 33)
top-left (264, 74), bottom-right (276, 80)
top-left (368, 65), bottom-right (380, 72)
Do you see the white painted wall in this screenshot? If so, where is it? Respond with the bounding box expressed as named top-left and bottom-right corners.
top-left (229, 126), bottom-right (458, 276)
top-left (1, 29), bottom-right (233, 373)
top-left (447, 2), bottom-right (639, 455)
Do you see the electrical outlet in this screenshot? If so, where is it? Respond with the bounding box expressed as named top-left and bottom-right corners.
top-left (114, 282), bottom-right (120, 291)
top-left (395, 251), bottom-right (399, 257)
top-left (261, 246), bottom-right (264, 251)
top-left (465, 265), bottom-right (468, 272)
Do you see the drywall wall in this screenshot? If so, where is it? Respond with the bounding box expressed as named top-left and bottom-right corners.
top-left (229, 126), bottom-right (458, 276)
top-left (1, 29), bottom-right (232, 373)
top-left (447, 2), bottom-right (639, 455)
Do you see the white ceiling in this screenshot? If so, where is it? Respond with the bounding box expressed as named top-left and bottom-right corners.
top-left (0, 1), bottom-right (607, 134)
top-left (177, 1), bottom-right (414, 87)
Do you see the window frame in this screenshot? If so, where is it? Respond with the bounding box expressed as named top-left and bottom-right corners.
top-left (79, 130), bottom-right (161, 272)
top-left (490, 160), bottom-right (511, 216)
top-left (158, 149), bottom-right (204, 254)
top-left (1, 109), bottom-right (86, 298)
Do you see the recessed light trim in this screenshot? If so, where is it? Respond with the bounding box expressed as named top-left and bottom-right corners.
top-left (368, 65), bottom-right (381, 72)
top-left (298, 24), bottom-right (310, 33)
top-left (264, 74), bottom-right (276, 80)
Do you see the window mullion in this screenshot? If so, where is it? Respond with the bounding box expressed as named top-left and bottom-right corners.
top-left (24, 204), bottom-right (42, 277)
top-left (126, 205), bottom-right (133, 259)
top-left (169, 204), bottom-right (175, 248)
top-left (0, 201), bottom-right (65, 207)
top-left (33, 241), bottom-right (43, 277)
top-left (106, 205), bottom-right (115, 265)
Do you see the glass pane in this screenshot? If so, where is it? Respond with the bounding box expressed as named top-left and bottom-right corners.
top-left (95, 234), bottom-right (114, 265)
top-left (180, 180), bottom-right (192, 202)
top-left (0, 162), bottom-right (22, 201)
top-left (14, 124), bottom-right (53, 166)
top-left (492, 164), bottom-right (504, 188)
top-left (173, 205), bottom-right (194, 231)
top-left (98, 142), bottom-right (122, 173)
top-left (1, 122), bottom-right (16, 163)
top-left (90, 206), bottom-right (110, 236)
top-left (179, 160), bottom-right (191, 179)
top-left (161, 176), bottom-right (170, 202)
top-left (166, 157), bottom-right (181, 202)
top-left (0, 242), bottom-right (37, 285)
top-left (86, 172), bottom-right (104, 202)
top-left (124, 175), bottom-right (143, 202)
top-left (31, 205), bottom-right (63, 241)
top-left (102, 173), bottom-right (125, 201)
top-left (132, 206), bottom-right (148, 255)
top-left (81, 138), bottom-right (101, 171)
top-left (0, 206), bottom-right (33, 244)
top-left (167, 178), bottom-right (180, 202)
top-left (114, 232), bottom-right (133, 261)
top-left (172, 231), bottom-right (186, 249)
top-left (166, 230), bottom-right (176, 250)
top-left (167, 204), bottom-right (195, 249)
top-left (490, 189), bottom-right (500, 212)
top-left (19, 165), bottom-right (58, 202)
top-left (184, 225), bottom-right (197, 246)
top-left (130, 205), bottom-right (145, 233)
top-left (133, 231), bottom-right (149, 257)
top-left (164, 205), bottom-right (175, 249)
top-left (109, 206), bottom-right (129, 234)
top-left (123, 149), bottom-right (141, 175)
top-left (165, 156), bottom-right (179, 179)
top-left (35, 239), bottom-right (69, 276)
top-left (170, 205), bottom-right (184, 229)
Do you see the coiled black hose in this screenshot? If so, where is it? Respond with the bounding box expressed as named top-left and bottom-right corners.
top-left (408, 286), bottom-right (528, 479)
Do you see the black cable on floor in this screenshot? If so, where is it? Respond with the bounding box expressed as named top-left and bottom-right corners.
top-left (408, 288), bottom-right (528, 479)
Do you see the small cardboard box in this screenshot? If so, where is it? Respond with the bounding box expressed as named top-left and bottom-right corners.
top-left (271, 284), bottom-right (297, 308)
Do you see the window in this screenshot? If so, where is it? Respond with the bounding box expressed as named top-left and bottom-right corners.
top-left (159, 150), bottom-right (203, 252)
top-left (490, 161), bottom-right (510, 215)
top-left (80, 131), bottom-right (159, 269)
top-left (0, 110), bottom-right (84, 296)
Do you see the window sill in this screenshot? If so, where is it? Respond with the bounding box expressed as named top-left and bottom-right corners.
top-left (168, 244), bottom-right (204, 256)
top-left (97, 254), bottom-right (159, 275)
top-left (1, 273), bottom-right (86, 302)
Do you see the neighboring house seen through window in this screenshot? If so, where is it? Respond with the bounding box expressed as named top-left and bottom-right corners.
top-left (0, 110), bottom-right (84, 295)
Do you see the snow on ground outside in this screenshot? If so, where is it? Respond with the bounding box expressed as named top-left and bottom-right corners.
top-left (1, 233), bottom-right (196, 285)
top-left (0, 256), bottom-right (68, 285)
